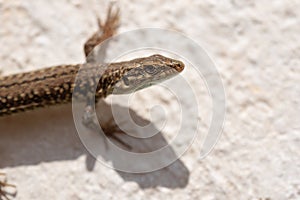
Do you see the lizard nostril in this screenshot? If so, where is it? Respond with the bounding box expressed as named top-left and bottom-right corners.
top-left (174, 61), bottom-right (185, 72)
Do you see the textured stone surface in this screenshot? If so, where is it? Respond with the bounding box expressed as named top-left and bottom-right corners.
top-left (0, 0), bottom-right (299, 199)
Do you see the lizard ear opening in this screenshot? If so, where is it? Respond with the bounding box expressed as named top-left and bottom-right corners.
top-left (123, 76), bottom-right (130, 86)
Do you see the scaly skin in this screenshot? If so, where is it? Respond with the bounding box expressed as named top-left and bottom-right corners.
top-left (0, 55), bottom-right (184, 116)
top-left (0, 3), bottom-right (184, 199)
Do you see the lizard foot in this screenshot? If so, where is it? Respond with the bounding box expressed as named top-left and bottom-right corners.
top-left (84, 2), bottom-right (120, 62)
top-left (0, 173), bottom-right (16, 200)
top-left (82, 105), bottom-right (132, 150)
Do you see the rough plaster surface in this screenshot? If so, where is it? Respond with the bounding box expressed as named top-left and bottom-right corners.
top-left (0, 0), bottom-right (299, 199)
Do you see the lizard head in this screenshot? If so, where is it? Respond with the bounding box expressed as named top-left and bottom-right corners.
top-left (105, 54), bottom-right (184, 95)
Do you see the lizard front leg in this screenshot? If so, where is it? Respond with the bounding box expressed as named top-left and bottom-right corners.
top-left (81, 2), bottom-right (119, 127)
top-left (81, 3), bottom-right (131, 149)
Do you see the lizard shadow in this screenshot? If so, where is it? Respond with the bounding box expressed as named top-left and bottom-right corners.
top-left (85, 100), bottom-right (190, 188)
top-left (0, 101), bottom-right (189, 189)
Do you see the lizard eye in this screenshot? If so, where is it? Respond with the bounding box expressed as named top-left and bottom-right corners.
top-left (144, 65), bottom-right (157, 74)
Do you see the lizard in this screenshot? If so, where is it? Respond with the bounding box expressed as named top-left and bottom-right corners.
top-left (0, 3), bottom-right (184, 199)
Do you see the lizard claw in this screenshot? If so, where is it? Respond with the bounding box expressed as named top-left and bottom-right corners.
top-left (84, 2), bottom-right (120, 61)
top-left (0, 173), bottom-right (16, 200)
